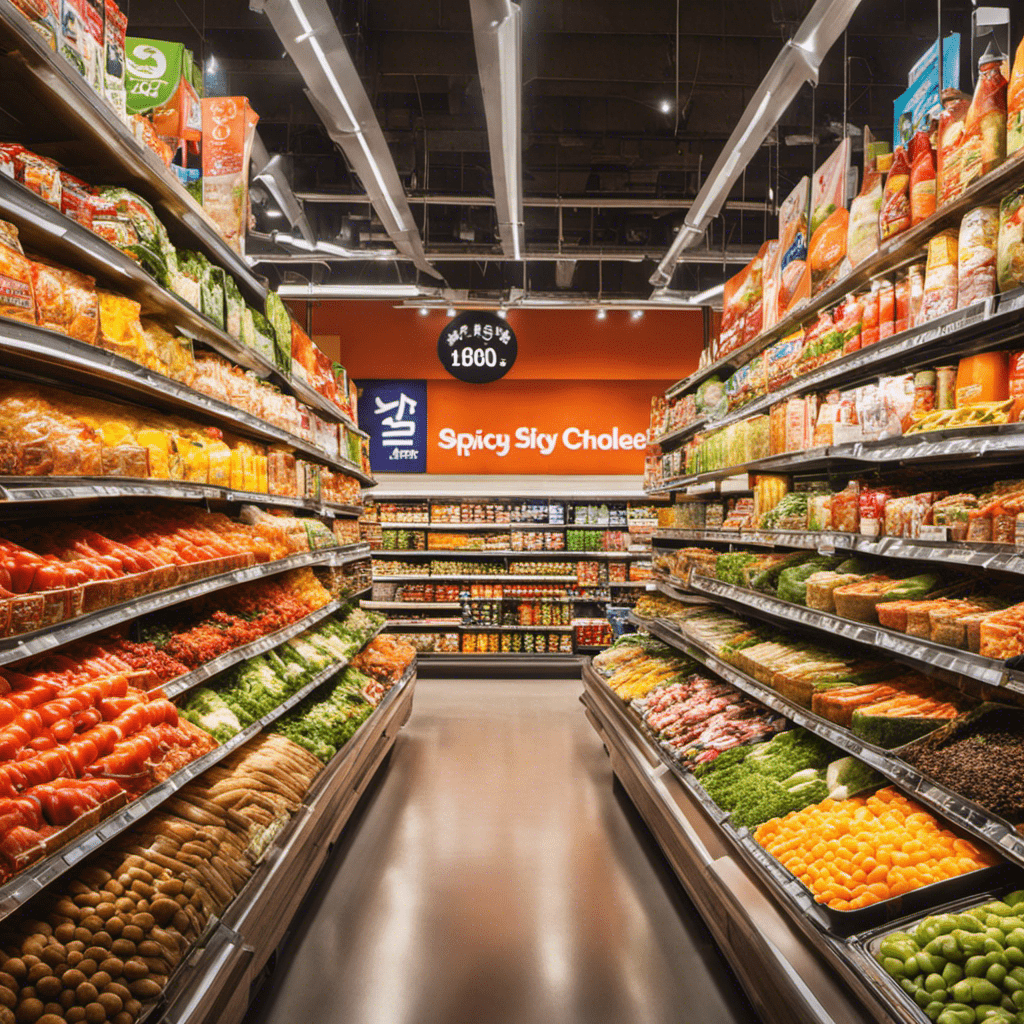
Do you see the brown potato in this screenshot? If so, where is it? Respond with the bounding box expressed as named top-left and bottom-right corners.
top-left (97, 962), bottom-right (121, 983)
top-left (32, 979), bottom-right (60, 1003)
top-left (115, 928), bottom-right (140, 948)
top-left (92, 908), bottom-right (113, 926)
top-left (94, 995), bottom-right (119, 1019)
top-left (86, 976), bottom-right (109, 996)
top-left (59, 971), bottom-right (85, 991)
top-left (58, 991), bottom-right (74, 1011)
top-left (51, 928), bottom-right (73, 949)
top-left (0, 990), bottom-right (15, 1011)
top-left (110, 1015), bottom-right (130, 1024)
top-left (0, 1009), bottom-right (12, 1024)
top-left (25, 967), bottom-right (50, 986)
top-left (37, 1014), bottom-right (64, 1024)
top-left (0, 977), bottom-right (14, 994)
top-left (74, 965), bottom-right (96, 985)
top-left (126, 980), bottom-right (160, 1000)
top-left (64, 945), bottom-right (83, 959)
top-left (118, 962), bottom-right (145, 985)
top-left (100, 883), bottom-right (122, 900)
top-left (64, 955), bottom-right (81, 969)
top-left (14, 999), bottom-right (43, 1023)
top-left (71, 896), bottom-right (99, 910)
top-left (18, 959), bottom-right (38, 972)
top-left (83, 1004), bottom-right (105, 1024)
top-left (99, 988), bottom-right (126, 1010)
top-left (98, 924), bottom-right (118, 943)
top-left (65, 1009), bottom-right (85, 1024)
top-left (69, 934), bottom-right (89, 950)
top-left (74, 983), bottom-right (97, 1007)
top-left (129, 915), bottom-right (152, 934)
top-left (106, 945), bottom-right (132, 965)
top-left (121, 1002), bottom-right (139, 1020)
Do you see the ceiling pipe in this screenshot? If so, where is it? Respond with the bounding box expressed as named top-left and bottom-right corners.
top-left (649, 0), bottom-right (863, 290)
top-left (293, 192), bottom-right (770, 212)
top-left (250, 0), bottom-right (441, 279)
top-left (250, 133), bottom-right (315, 245)
top-left (469, 0), bottom-right (525, 260)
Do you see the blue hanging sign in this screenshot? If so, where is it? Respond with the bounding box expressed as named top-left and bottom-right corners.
top-left (356, 380), bottom-right (428, 473)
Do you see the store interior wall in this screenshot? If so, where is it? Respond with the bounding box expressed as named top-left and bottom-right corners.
top-left (289, 301), bottom-right (702, 486)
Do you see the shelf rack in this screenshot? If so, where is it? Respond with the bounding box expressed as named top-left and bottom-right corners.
top-left (376, 520), bottom-right (657, 531)
top-left (0, 319), bottom-right (367, 477)
top-left (156, 660), bottom-right (417, 1024)
top-left (0, 477), bottom-right (364, 518)
top-left (373, 548), bottom-right (641, 559)
top-left (664, 148), bottom-right (1024, 403)
top-left (581, 661), bottom-right (911, 1024)
top-left (0, 620), bottom-right (386, 923)
top-left (0, 543), bottom-right (371, 666)
top-left (653, 571), bottom-right (1021, 694)
top-left (653, 526), bottom-right (1024, 578)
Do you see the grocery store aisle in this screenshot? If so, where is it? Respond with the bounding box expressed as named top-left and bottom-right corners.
top-left (245, 678), bottom-right (760, 1024)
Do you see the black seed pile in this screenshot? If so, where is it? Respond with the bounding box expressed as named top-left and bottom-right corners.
top-left (902, 719), bottom-right (1024, 824)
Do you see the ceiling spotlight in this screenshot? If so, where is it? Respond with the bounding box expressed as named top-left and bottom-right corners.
top-left (659, 99), bottom-right (672, 114)
top-left (596, 308), bottom-right (607, 320)
top-left (446, 307), bottom-right (456, 318)
top-left (497, 309), bottom-right (508, 320)
top-left (265, 209), bottom-right (284, 219)
top-left (418, 307), bottom-right (429, 316)
top-left (631, 309), bottom-right (644, 320)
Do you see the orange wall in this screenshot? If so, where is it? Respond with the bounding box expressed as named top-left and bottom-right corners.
top-left (303, 301), bottom-right (704, 381)
top-left (296, 300), bottom-right (702, 475)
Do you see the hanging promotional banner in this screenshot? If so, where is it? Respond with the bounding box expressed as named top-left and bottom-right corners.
top-left (437, 311), bottom-right (518, 383)
top-left (894, 34), bottom-right (961, 148)
top-left (357, 380), bottom-right (428, 473)
top-left (428, 379), bottom-right (660, 474)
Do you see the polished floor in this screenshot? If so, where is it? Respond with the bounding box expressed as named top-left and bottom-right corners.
top-left (245, 678), bottom-right (761, 1024)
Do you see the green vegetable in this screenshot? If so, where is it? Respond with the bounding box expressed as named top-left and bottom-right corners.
top-left (876, 573), bottom-right (942, 604)
top-left (715, 552), bottom-right (760, 586)
top-left (266, 291), bottom-right (293, 373)
top-left (776, 556), bottom-right (842, 605)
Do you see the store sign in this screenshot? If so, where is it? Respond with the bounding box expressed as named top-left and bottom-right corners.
top-left (437, 312), bottom-right (517, 383)
top-left (894, 34), bottom-right (959, 148)
top-left (357, 380), bottom-right (428, 473)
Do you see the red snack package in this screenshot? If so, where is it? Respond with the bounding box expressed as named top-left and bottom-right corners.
top-left (909, 130), bottom-right (936, 226)
top-left (0, 243), bottom-right (37, 326)
top-left (58, 172), bottom-right (94, 231)
top-left (894, 271), bottom-right (910, 335)
top-left (879, 146), bottom-right (911, 241)
top-left (0, 145), bottom-right (61, 209)
top-left (877, 280), bottom-right (895, 340)
top-left (860, 286), bottom-right (880, 347)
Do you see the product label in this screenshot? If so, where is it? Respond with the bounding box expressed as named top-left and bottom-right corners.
top-left (0, 273), bottom-right (33, 311)
top-left (916, 525), bottom-right (950, 542)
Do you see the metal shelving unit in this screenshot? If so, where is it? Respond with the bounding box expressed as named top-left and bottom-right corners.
top-left (156, 660), bottom-right (417, 1024)
top-left (0, 319), bottom-right (361, 475)
top-left (0, 621), bottom-right (386, 922)
top-left (0, 477), bottom-right (364, 518)
top-left (377, 520), bottom-right (658, 531)
top-left (374, 548), bottom-right (640, 559)
top-left (372, 573), bottom-right (579, 583)
top-left (0, 544), bottom-right (371, 666)
top-left (661, 572), bottom-right (1021, 693)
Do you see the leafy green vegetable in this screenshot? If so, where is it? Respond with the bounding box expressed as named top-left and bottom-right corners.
top-left (715, 552), bottom-right (761, 586)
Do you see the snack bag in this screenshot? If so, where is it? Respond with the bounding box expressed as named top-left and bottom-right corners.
top-left (908, 130), bottom-right (936, 225)
top-left (202, 97), bottom-right (260, 256)
top-left (846, 158), bottom-right (882, 266)
top-left (1009, 35), bottom-right (1024, 157)
top-left (937, 88), bottom-right (970, 206)
top-left (808, 208), bottom-right (849, 295)
top-left (104, 1), bottom-right (128, 121)
top-left (998, 187), bottom-right (1024, 293)
top-left (773, 177), bottom-right (811, 320)
top-left (920, 229), bottom-right (959, 322)
top-left (879, 146), bottom-right (911, 241)
top-left (960, 38), bottom-right (1007, 191)
top-left (9, 0), bottom-right (59, 50)
top-left (957, 205), bottom-right (999, 307)
top-left (0, 242), bottom-right (37, 326)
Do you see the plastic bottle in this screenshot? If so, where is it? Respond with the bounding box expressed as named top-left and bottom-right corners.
top-left (909, 130), bottom-right (936, 225)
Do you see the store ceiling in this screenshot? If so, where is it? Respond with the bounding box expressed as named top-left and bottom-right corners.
top-left (128, 0), bottom-right (973, 303)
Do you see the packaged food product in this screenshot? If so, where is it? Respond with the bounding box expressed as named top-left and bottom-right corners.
top-left (834, 293), bottom-right (863, 354)
top-left (202, 97), bottom-right (259, 256)
top-left (919, 228), bottom-right (958, 322)
top-left (770, 177), bottom-right (811, 321)
top-left (913, 370), bottom-right (936, 418)
top-left (935, 364), bottom-right (956, 410)
top-left (0, 241), bottom-right (36, 326)
top-left (0, 221), bottom-right (21, 255)
top-left (879, 145), bottom-right (911, 241)
top-left (103, 0), bottom-right (128, 120)
top-left (956, 350), bottom-right (1009, 407)
top-left (808, 208), bottom-right (849, 295)
top-left (959, 38), bottom-right (1008, 191)
top-left (846, 158), bottom-right (882, 266)
top-left (894, 270), bottom-right (910, 334)
top-left (908, 262), bottom-right (924, 326)
top-left (97, 290), bottom-right (146, 360)
top-left (908, 130), bottom-right (936, 225)
top-left (60, 0), bottom-right (104, 92)
top-left (58, 171), bottom-right (94, 230)
top-left (937, 87), bottom-right (970, 206)
top-left (831, 482), bottom-right (860, 532)
top-left (877, 279), bottom-right (895, 339)
top-left (878, 374), bottom-right (915, 436)
top-left (997, 186), bottom-right (1024, 292)
top-left (9, 0), bottom-right (60, 50)
top-left (742, 242), bottom-right (771, 343)
top-left (0, 145), bottom-right (61, 208)
top-left (956, 204), bottom-right (999, 307)
top-left (765, 333), bottom-right (803, 391)
top-left (1009, 34), bottom-right (1024, 157)
top-left (30, 260), bottom-right (99, 344)
top-left (860, 285), bottom-right (879, 347)
top-left (798, 309), bottom-right (840, 369)
top-left (1010, 351), bottom-right (1024, 407)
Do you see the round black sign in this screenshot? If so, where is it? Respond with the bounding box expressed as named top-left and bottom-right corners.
top-left (437, 311), bottom-right (517, 383)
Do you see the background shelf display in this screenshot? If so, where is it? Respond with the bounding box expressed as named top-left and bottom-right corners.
top-left (0, 544), bottom-right (371, 666)
top-left (0, 619), bottom-right (387, 923)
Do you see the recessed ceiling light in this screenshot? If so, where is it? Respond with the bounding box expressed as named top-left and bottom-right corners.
top-left (418, 307), bottom-right (429, 316)
top-left (596, 309), bottom-right (607, 320)
top-left (659, 99), bottom-right (672, 114)
top-left (631, 309), bottom-right (644, 319)
top-left (446, 307), bottom-right (456, 318)
top-left (497, 309), bottom-right (508, 319)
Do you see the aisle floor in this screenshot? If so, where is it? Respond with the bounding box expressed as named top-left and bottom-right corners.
top-left (245, 678), bottom-right (761, 1024)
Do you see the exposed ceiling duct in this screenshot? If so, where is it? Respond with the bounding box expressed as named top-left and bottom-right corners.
top-left (469, 0), bottom-right (525, 261)
top-left (251, 0), bottom-right (441, 279)
top-left (250, 133), bottom-right (315, 245)
top-left (649, 0), bottom-right (863, 291)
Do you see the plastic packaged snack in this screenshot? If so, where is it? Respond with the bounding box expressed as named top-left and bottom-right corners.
top-left (937, 88), bottom-right (970, 206)
top-left (60, 0), bottom-right (104, 92)
top-left (879, 146), bottom-right (911, 241)
top-left (919, 229), bottom-right (959, 322)
top-left (998, 186), bottom-right (1024, 293)
top-left (877, 279), bottom-right (895, 339)
top-left (103, 1), bottom-right (128, 120)
top-left (860, 285), bottom-right (879, 347)
top-left (9, 0), bottom-right (60, 50)
top-left (0, 242), bottom-right (36, 326)
top-left (0, 221), bottom-right (22, 254)
top-left (808, 207), bottom-right (849, 295)
top-left (908, 263), bottom-right (925, 326)
top-left (771, 177), bottom-right (811, 321)
top-left (30, 260), bottom-right (99, 344)
top-left (846, 159), bottom-right (882, 267)
top-left (0, 145), bottom-right (61, 208)
top-left (894, 270), bottom-right (910, 334)
top-left (957, 205), bottom-right (999, 308)
top-left (97, 290), bottom-right (146, 361)
top-left (1010, 35), bottom-right (1024, 157)
top-left (834, 293), bottom-right (863, 354)
top-left (908, 130), bottom-right (936, 225)
top-left (959, 38), bottom-right (1007, 191)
